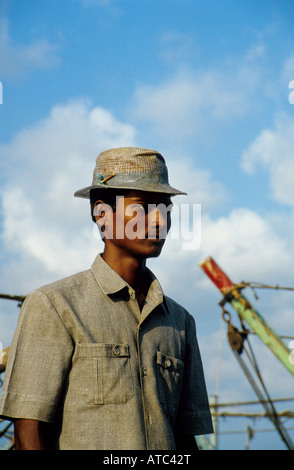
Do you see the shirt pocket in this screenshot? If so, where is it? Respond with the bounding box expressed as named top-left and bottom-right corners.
top-left (156, 350), bottom-right (184, 417)
top-left (76, 343), bottom-right (134, 405)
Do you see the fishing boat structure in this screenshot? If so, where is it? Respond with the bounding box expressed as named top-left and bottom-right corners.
top-left (197, 257), bottom-right (294, 450)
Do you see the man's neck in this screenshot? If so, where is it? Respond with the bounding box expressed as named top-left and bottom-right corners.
top-left (101, 247), bottom-right (151, 308)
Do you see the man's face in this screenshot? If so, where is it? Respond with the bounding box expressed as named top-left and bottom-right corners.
top-left (95, 190), bottom-right (173, 259)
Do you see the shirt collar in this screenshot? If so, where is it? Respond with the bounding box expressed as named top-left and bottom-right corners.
top-left (91, 254), bottom-right (165, 309)
top-left (91, 254), bottom-right (129, 295)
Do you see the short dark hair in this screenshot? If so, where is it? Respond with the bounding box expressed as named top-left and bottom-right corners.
top-left (90, 188), bottom-right (130, 223)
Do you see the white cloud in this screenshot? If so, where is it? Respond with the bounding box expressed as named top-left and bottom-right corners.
top-left (0, 99), bottom-right (136, 289)
top-left (166, 155), bottom-right (228, 210)
top-left (131, 68), bottom-right (249, 139)
top-left (148, 204), bottom-right (294, 345)
top-left (130, 38), bottom-right (270, 142)
top-left (158, 31), bottom-right (199, 66)
top-left (241, 114), bottom-right (294, 207)
top-left (199, 208), bottom-right (292, 284)
top-left (282, 54), bottom-right (294, 83)
top-left (0, 17), bottom-right (60, 80)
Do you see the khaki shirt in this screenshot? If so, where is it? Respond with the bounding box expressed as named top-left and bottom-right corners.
top-left (0, 254), bottom-right (213, 450)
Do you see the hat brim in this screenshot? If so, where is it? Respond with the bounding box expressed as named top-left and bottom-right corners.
top-left (74, 182), bottom-right (187, 199)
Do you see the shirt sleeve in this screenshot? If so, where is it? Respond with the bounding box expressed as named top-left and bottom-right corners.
top-left (0, 289), bottom-right (74, 423)
top-left (175, 314), bottom-right (214, 436)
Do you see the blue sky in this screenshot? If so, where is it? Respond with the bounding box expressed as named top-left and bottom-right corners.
top-left (1, 0), bottom-right (294, 450)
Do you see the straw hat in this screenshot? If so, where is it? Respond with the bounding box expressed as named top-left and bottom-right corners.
top-left (74, 147), bottom-right (186, 198)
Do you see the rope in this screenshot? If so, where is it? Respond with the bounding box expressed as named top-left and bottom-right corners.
top-left (222, 307), bottom-right (294, 450)
top-left (211, 411), bottom-right (294, 418)
top-left (227, 281), bottom-right (294, 302)
top-left (236, 281), bottom-right (294, 292)
top-left (0, 421), bottom-right (13, 439)
top-left (209, 397), bottom-right (294, 408)
top-left (232, 348), bottom-right (294, 450)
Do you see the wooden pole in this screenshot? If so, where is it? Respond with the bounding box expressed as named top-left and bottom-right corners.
top-left (200, 256), bottom-right (294, 377)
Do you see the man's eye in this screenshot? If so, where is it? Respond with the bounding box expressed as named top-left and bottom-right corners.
top-left (125, 204), bottom-right (146, 216)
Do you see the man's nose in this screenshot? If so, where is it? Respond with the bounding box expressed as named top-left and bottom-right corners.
top-left (149, 206), bottom-right (167, 228)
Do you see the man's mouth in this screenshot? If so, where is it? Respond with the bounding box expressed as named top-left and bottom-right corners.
top-left (146, 231), bottom-right (166, 241)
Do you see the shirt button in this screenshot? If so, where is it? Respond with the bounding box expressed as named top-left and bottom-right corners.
top-left (142, 367), bottom-right (148, 376)
top-left (164, 359), bottom-right (171, 368)
top-left (113, 345), bottom-right (121, 356)
top-left (128, 288), bottom-right (136, 300)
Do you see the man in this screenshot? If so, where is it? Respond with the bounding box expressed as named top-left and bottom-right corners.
top-left (0, 147), bottom-right (213, 450)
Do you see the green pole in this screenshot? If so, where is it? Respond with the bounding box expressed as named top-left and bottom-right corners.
top-left (200, 257), bottom-right (294, 377)
top-left (230, 288), bottom-right (294, 376)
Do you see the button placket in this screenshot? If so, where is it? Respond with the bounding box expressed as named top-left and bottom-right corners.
top-left (137, 321), bottom-right (151, 449)
top-left (128, 287), bottom-right (136, 301)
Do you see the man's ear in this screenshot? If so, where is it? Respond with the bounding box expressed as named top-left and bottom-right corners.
top-left (93, 200), bottom-right (113, 234)
top-left (93, 200), bottom-right (106, 222)
top-left (93, 200), bottom-right (106, 229)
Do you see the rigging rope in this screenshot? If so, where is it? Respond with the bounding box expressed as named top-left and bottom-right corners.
top-left (222, 308), bottom-right (294, 450)
top-left (231, 281), bottom-right (294, 301)
top-left (236, 281), bottom-right (294, 292)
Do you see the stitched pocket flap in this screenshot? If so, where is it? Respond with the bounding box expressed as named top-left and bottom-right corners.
top-left (156, 350), bottom-right (183, 373)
